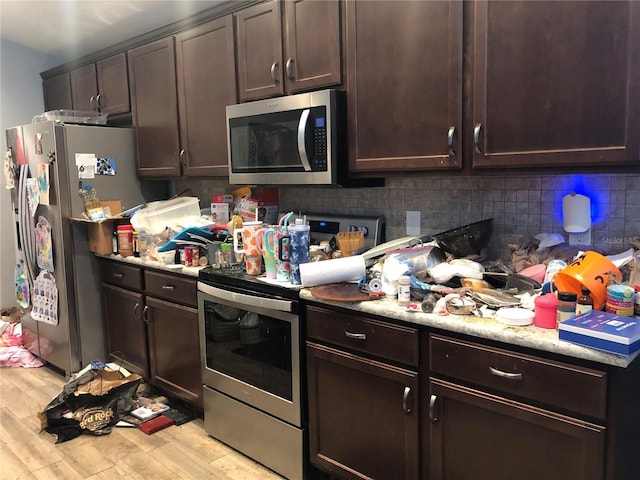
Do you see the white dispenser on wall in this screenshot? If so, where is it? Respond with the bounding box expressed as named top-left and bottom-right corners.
top-left (562, 192), bottom-right (591, 245)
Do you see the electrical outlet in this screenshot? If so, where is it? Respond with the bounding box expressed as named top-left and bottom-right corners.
top-left (406, 210), bottom-right (421, 236)
top-left (568, 230), bottom-right (591, 245)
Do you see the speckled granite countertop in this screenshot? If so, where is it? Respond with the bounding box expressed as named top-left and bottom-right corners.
top-left (97, 253), bottom-right (204, 277)
top-left (300, 289), bottom-right (639, 368)
top-left (96, 254), bottom-right (637, 368)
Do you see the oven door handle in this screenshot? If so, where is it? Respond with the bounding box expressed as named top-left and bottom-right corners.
top-left (198, 282), bottom-right (294, 313)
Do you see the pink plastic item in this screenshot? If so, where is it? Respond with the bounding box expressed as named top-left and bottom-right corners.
top-left (534, 293), bottom-right (559, 329)
top-left (519, 264), bottom-right (546, 283)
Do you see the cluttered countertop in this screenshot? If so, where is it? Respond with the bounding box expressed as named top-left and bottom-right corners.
top-left (299, 289), bottom-right (639, 368)
top-left (85, 192), bottom-right (640, 370)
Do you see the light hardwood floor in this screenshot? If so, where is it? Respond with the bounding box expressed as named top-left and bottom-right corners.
top-left (0, 365), bottom-right (283, 480)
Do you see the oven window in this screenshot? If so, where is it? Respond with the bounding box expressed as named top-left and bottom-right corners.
top-left (203, 300), bottom-right (292, 401)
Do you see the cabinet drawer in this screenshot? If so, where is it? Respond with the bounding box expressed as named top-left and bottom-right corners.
top-left (429, 334), bottom-right (607, 420)
top-left (144, 270), bottom-right (197, 307)
top-left (306, 306), bottom-right (418, 367)
top-left (100, 261), bottom-right (143, 291)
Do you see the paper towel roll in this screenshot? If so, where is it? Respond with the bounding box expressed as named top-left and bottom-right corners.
top-left (300, 255), bottom-right (366, 287)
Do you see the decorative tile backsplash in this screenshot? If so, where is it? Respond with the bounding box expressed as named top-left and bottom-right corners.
top-left (178, 172), bottom-right (640, 261)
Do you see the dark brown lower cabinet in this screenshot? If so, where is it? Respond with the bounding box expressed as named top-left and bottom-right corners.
top-left (101, 283), bottom-right (149, 378)
top-left (146, 296), bottom-right (201, 407)
top-left (307, 342), bottom-right (419, 480)
top-left (428, 378), bottom-right (605, 480)
top-left (99, 259), bottom-right (202, 408)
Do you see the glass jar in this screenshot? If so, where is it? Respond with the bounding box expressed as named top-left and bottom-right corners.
top-left (575, 288), bottom-right (594, 316)
top-left (556, 291), bottom-right (577, 326)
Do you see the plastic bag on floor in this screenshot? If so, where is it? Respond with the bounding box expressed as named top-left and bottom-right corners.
top-left (38, 362), bottom-right (142, 443)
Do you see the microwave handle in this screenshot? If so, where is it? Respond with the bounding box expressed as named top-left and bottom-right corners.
top-left (297, 109), bottom-right (312, 171)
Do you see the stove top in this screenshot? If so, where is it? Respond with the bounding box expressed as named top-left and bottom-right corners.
top-left (198, 213), bottom-right (385, 299)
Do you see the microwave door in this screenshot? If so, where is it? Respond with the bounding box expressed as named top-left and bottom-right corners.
top-left (297, 109), bottom-right (312, 171)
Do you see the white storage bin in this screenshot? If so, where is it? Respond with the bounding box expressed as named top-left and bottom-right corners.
top-left (131, 197), bottom-right (200, 235)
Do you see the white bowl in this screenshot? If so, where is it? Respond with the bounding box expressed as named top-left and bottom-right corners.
top-left (495, 307), bottom-right (534, 326)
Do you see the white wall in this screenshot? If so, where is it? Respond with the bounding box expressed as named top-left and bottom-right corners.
top-left (0, 39), bottom-right (63, 307)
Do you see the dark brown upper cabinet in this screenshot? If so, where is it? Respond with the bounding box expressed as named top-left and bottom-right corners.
top-left (346, 1), bottom-right (463, 173)
top-left (43, 72), bottom-right (73, 111)
top-left (175, 16), bottom-right (237, 177)
top-left (235, 0), bottom-right (341, 102)
top-left (70, 53), bottom-right (130, 115)
top-left (472, 0), bottom-right (640, 168)
top-left (128, 38), bottom-right (181, 177)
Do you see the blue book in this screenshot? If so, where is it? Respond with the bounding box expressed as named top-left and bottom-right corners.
top-left (558, 311), bottom-right (640, 356)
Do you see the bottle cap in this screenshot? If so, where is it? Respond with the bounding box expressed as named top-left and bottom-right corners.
top-left (221, 243), bottom-right (232, 251)
top-left (558, 291), bottom-right (577, 302)
top-left (84, 183), bottom-right (92, 190)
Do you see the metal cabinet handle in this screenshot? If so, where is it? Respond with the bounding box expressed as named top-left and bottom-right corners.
top-left (142, 305), bottom-right (150, 325)
top-left (489, 366), bottom-right (523, 381)
top-left (344, 330), bottom-right (366, 341)
top-left (89, 96), bottom-right (96, 110)
top-left (429, 394), bottom-right (438, 423)
top-left (161, 285), bottom-right (175, 291)
top-left (113, 272), bottom-right (124, 279)
top-left (402, 386), bottom-right (412, 414)
top-left (133, 303), bottom-right (141, 320)
top-left (285, 58), bottom-right (294, 80)
top-left (179, 149), bottom-right (186, 166)
top-left (270, 61), bottom-right (279, 84)
top-left (473, 123), bottom-right (483, 154)
top-left (96, 93), bottom-right (102, 109)
top-left (447, 126), bottom-right (456, 158)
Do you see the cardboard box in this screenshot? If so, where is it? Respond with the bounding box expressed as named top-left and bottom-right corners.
top-left (210, 202), bottom-right (230, 224)
top-left (71, 201), bottom-right (127, 255)
top-left (558, 310), bottom-right (640, 356)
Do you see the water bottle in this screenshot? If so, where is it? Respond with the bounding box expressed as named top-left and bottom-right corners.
top-left (79, 183), bottom-right (105, 221)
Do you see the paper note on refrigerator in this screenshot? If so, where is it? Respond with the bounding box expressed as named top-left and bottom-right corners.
top-left (75, 153), bottom-right (96, 178)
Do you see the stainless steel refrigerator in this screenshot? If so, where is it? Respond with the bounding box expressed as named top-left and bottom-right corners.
top-left (5, 121), bottom-right (165, 375)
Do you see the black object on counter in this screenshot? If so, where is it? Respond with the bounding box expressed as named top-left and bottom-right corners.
top-left (432, 219), bottom-right (493, 257)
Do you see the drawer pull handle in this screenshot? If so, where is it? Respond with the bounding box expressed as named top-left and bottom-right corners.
top-left (113, 272), bottom-right (124, 279)
top-left (344, 331), bottom-right (366, 341)
top-left (161, 285), bottom-right (175, 291)
top-left (489, 366), bottom-right (523, 381)
top-left (429, 394), bottom-right (438, 423)
top-left (402, 386), bottom-right (412, 414)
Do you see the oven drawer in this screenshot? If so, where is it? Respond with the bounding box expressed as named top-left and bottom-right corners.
top-left (306, 306), bottom-right (419, 367)
top-left (144, 270), bottom-right (197, 307)
top-left (429, 334), bottom-right (607, 420)
top-left (100, 260), bottom-right (143, 291)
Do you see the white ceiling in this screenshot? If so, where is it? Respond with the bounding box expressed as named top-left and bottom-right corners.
top-left (0, 0), bottom-right (222, 61)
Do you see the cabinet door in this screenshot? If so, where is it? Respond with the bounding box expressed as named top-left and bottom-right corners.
top-left (176, 16), bottom-right (236, 177)
top-left (128, 37), bottom-right (181, 177)
top-left (307, 342), bottom-right (419, 480)
top-left (70, 64), bottom-right (98, 112)
top-left (236, 0), bottom-right (284, 101)
top-left (429, 378), bottom-right (605, 480)
top-left (283, 0), bottom-right (341, 94)
top-left (43, 72), bottom-right (73, 111)
top-left (101, 283), bottom-right (149, 378)
top-left (472, 0), bottom-right (640, 168)
top-left (146, 296), bottom-right (202, 408)
top-left (96, 53), bottom-right (130, 115)
top-left (346, 0), bottom-right (463, 172)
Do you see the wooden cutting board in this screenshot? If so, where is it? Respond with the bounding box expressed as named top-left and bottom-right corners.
top-left (310, 283), bottom-right (374, 302)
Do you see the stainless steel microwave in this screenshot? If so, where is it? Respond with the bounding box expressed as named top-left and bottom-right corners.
top-left (226, 89), bottom-right (343, 185)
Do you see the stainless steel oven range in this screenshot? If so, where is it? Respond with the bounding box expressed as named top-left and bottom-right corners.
top-left (197, 214), bottom-right (385, 479)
